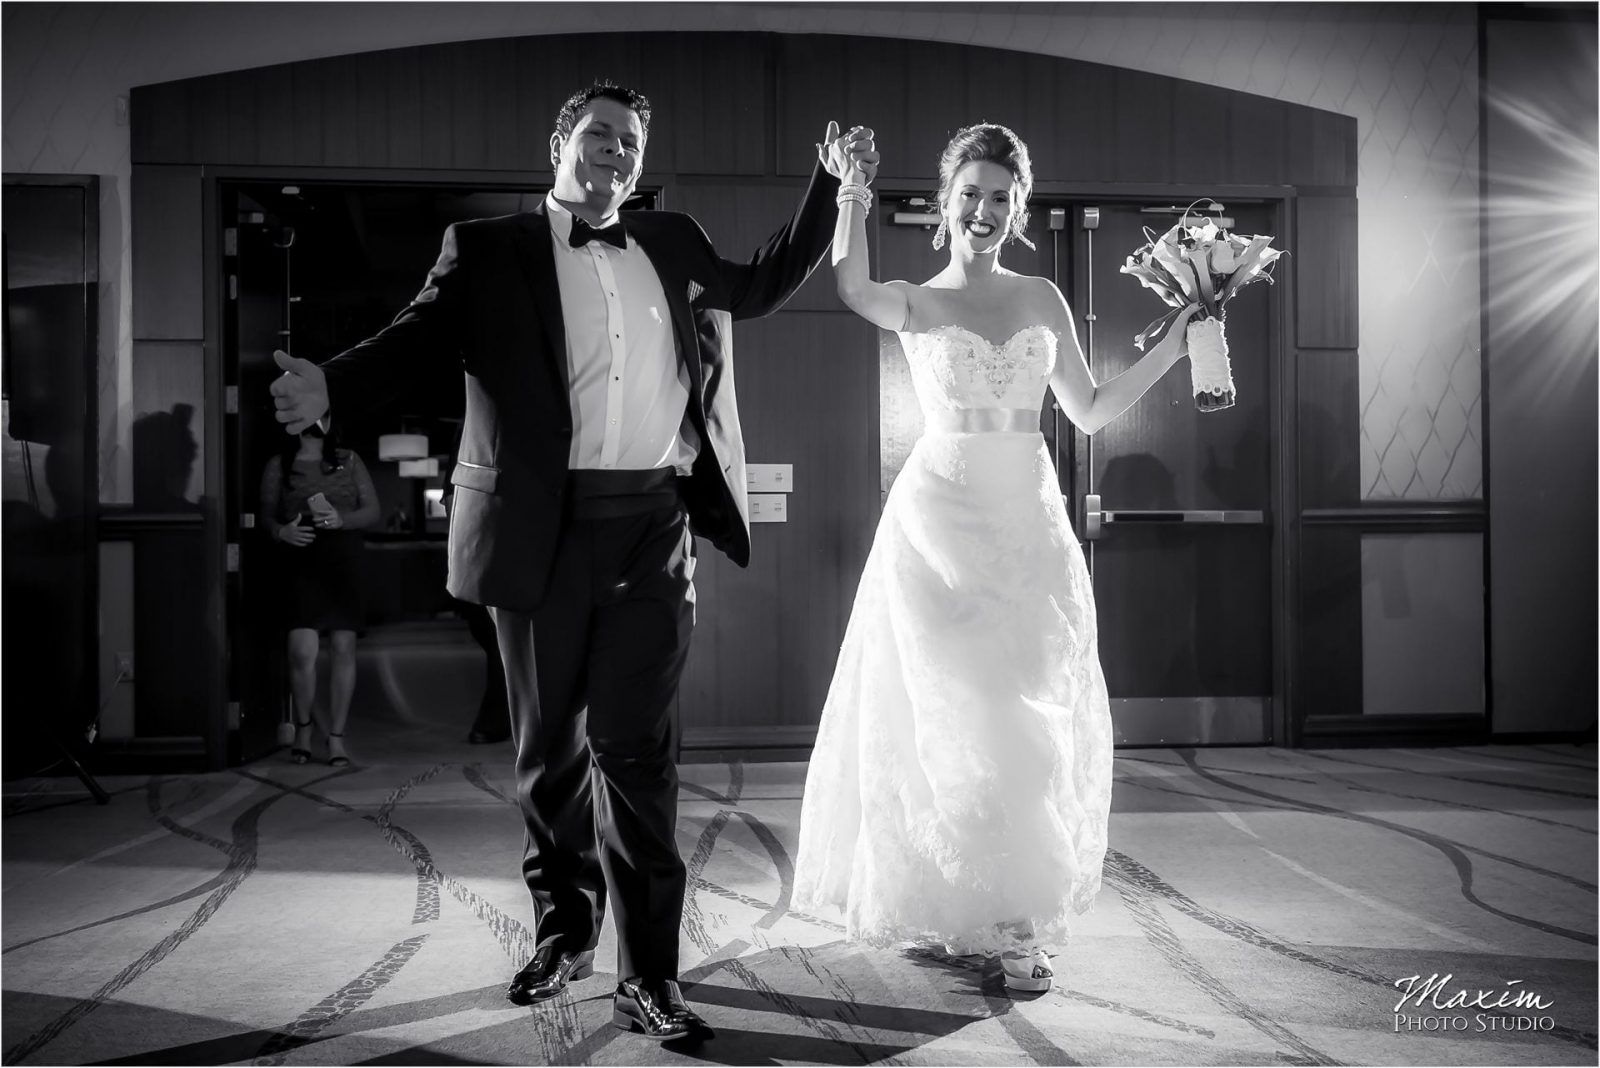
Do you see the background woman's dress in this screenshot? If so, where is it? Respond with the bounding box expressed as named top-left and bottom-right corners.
top-left (266, 451), bottom-right (369, 632)
top-left (792, 323), bottom-right (1113, 955)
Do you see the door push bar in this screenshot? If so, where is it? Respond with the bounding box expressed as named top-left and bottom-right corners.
top-left (1079, 494), bottom-right (1267, 540)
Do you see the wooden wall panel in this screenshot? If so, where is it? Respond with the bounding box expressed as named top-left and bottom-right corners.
top-left (1227, 91), bottom-right (1289, 187)
top-left (131, 79), bottom-right (192, 163)
top-left (1295, 195), bottom-right (1359, 349)
top-left (1055, 63), bottom-right (1118, 183)
top-left (1016, 53), bottom-right (1068, 181)
top-left (291, 62), bottom-right (329, 167)
top-left (384, 48), bottom-right (425, 168)
top-left (223, 70), bottom-right (260, 166)
top-left (1297, 349), bottom-right (1363, 508)
top-left (1113, 68), bottom-right (1175, 184)
top-left (251, 64), bottom-right (297, 166)
top-left (321, 52), bottom-right (366, 168)
top-left (642, 33), bottom-right (769, 176)
top-left (668, 180), bottom-right (845, 314)
top-left (136, 32), bottom-right (1353, 194)
top-left (1288, 108), bottom-right (1358, 188)
top-left (677, 311), bottom-right (879, 740)
top-left (477, 39), bottom-right (525, 172)
top-left (344, 50), bottom-right (389, 167)
top-left (903, 41), bottom-right (971, 183)
top-left (1173, 81), bottom-right (1233, 187)
top-left (131, 165), bottom-right (203, 339)
top-left (776, 36), bottom-right (918, 180)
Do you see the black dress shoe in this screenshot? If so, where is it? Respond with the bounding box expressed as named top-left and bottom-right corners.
top-left (612, 978), bottom-right (714, 1041)
top-left (506, 945), bottom-right (595, 1005)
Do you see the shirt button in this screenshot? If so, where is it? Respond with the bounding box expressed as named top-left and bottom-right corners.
top-left (610, 418), bottom-right (618, 425)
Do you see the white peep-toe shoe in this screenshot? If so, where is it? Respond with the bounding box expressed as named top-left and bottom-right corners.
top-left (1000, 949), bottom-right (1053, 993)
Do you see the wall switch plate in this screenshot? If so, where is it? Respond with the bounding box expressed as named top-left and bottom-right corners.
top-left (749, 494), bottom-right (788, 523)
top-left (746, 463), bottom-right (793, 493)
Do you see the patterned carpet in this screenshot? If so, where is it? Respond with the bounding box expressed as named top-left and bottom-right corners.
top-left (3, 731), bottom-right (1595, 1065)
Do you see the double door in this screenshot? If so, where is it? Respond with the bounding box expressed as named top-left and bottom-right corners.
top-left (876, 199), bottom-right (1280, 745)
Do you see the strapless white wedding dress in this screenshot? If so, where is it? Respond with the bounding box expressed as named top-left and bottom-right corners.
top-left (792, 324), bottom-right (1113, 956)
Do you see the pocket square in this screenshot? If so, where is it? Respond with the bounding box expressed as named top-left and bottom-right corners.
top-left (686, 280), bottom-right (705, 304)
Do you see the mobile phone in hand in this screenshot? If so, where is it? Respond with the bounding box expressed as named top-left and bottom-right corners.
top-left (307, 491), bottom-right (336, 518)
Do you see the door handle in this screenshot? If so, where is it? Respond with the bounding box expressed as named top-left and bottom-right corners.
top-left (1102, 510), bottom-right (1267, 524)
top-left (1075, 494), bottom-right (1265, 541)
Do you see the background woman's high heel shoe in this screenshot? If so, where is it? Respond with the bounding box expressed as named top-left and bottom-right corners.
top-left (1001, 949), bottom-right (1053, 993)
top-left (290, 718), bottom-right (313, 764)
top-left (326, 731), bottom-right (350, 768)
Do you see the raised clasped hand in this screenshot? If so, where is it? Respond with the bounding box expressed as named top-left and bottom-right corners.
top-left (270, 349), bottom-right (330, 435)
top-left (817, 121), bottom-right (880, 186)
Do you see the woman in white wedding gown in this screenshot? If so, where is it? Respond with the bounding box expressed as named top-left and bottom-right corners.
top-left (792, 123), bottom-right (1197, 993)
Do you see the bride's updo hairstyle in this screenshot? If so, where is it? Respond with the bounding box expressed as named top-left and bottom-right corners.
top-left (935, 123), bottom-right (1035, 246)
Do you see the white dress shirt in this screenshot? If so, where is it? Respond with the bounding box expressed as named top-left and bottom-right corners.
top-left (544, 194), bottom-right (697, 473)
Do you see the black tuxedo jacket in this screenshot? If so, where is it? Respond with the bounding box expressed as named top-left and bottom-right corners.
top-left (321, 164), bottom-right (840, 611)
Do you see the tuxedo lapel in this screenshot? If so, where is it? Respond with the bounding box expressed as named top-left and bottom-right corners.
top-left (514, 207), bottom-right (569, 394)
top-left (628, 219), bottom-right (704, 402)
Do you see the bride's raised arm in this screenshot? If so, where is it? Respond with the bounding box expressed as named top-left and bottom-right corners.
top-left (830, 148), bottom-right (917, 333)
top-left (1042, 279), bottom-right (1197, 436)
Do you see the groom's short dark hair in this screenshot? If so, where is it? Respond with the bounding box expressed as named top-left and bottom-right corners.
top-left (554, 81), bottom-right (652, 142)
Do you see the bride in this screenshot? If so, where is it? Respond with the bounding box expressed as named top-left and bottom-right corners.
top-left (792, 122), bottom-right (1196, 993)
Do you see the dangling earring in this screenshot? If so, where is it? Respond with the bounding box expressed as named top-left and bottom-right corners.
top-left (932, 219), bottom-right (948, 250)
top-left (1010, 215), bottom-right (1036, 250)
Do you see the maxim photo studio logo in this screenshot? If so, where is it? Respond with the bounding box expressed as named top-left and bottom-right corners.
top-left (1392, 973), bottom-right (1555, 1033)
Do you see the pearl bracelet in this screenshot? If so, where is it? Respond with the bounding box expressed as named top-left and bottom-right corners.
top-left (836, 185), bottom-right (872, 215)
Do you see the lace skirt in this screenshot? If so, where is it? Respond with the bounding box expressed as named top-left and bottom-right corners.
top-left (792, 429), bottom-right (1114, 956)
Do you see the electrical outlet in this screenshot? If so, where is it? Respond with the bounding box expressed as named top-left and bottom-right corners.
top-left (114, 652), bottom-right (134, 681)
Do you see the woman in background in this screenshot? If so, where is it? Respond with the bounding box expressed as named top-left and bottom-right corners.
top-left (259, 423), bottom-right (380, 766)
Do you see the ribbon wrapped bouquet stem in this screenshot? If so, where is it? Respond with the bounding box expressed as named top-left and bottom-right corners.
top-left (1120, 211), bottom-right (1285, 412)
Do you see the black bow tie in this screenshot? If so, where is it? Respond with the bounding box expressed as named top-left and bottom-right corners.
top-left (569, 216), bottom-right (627, 251)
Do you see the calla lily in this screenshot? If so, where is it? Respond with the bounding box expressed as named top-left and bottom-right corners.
top-left (1120, 209), bottom-right (1286, 410)
top-left (1209, 241), bottom-right (1239, 274)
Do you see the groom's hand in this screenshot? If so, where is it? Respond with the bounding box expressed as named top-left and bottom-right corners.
top-left (270, 349), bottom-right (330, 434)
top-left (817, 122), bottom-right (879, 185)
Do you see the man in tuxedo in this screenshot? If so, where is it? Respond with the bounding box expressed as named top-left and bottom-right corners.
top-left (272, 81), bottom-right (877, 1041)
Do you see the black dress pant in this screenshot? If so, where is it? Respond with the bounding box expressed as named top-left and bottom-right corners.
top-left (490, 477), bottom-right (695, 982)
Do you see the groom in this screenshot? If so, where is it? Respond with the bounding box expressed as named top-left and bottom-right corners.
top-left (271, 81), bottom-right (878, 1040)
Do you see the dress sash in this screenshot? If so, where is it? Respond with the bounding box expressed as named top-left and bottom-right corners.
top-left (924, 408), bottom-right (1039, 434)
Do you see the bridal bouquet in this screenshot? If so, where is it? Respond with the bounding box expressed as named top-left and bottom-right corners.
top-left (1120, 212), bottom-right (1284, 411)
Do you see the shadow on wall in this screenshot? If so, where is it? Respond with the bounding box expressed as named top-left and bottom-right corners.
top-left (131, 403), bottom-right (199, 510)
